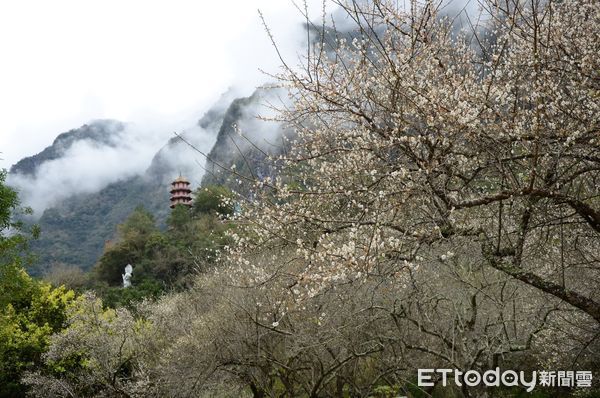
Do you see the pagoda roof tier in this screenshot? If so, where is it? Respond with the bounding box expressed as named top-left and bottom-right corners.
top-left (172, 176), bottom-right (190, 184)
top-left (170, 195), bottom-right (192, 200)
top-left (170, 188), bottom-right (192, 194)
top-left (170, 202), bottom-right (192, 208)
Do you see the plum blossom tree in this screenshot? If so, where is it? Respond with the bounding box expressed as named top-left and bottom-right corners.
top-left (229, 0), bottom-right (600, 323)
top-left (224, 0), bottom-right (600, 390)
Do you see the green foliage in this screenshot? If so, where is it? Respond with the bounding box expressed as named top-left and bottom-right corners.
top-left (192, 185), bottom-right (235, 217)
top-left (22, 293), bottom-right (153, 397)
top-left (0, 257), bottom-right (69, 394)
top-left (93, 206), bottom-right (160, 286)
top-left (93, 244), bottom-right (135, 286)
top-left (0, 169), bottom-right (18, 229)
top-left (0, 170), bottom-right (38, 265)
top-left (96, 279), bottom-right (164, 310)
top-left (167, 203), bottom-right (192, 229)
top-left (90, 193), bottom-right (231, 308)
top-left (91, 194), bottom-right (234, 305)
top-left (0, 170), bottom-right (77, 397)
top-left (29, 174), bottom-right (171, 275)
top-left (370, 385), bottom-right (403, 398)
top-left (118, 205), bottom-right (159, 242)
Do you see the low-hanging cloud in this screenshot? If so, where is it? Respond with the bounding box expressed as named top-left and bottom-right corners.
top-left (236, 88), bottom-right (290, 151)
top-left (152, 125), bottom-right (222, 188)
top-left (7, 121), bottom-right (184, 215)
top-left (3, 1), bottom-right (333, 216)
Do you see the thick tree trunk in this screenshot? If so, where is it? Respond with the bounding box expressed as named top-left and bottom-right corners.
top-left (483, 246), bottom-right (600, 323)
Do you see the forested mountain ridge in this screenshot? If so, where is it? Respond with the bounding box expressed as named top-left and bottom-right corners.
top-left (8, 90), bottom-right (270, 274)
top-left (10, 120), bottom-right (125, 177)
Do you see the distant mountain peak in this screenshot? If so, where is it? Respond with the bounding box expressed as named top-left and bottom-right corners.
top-left (10, 120), bottom-right (125, 177)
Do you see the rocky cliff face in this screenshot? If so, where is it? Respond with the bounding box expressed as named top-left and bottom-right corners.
top-left (201, 88), bottom-right (287, 191)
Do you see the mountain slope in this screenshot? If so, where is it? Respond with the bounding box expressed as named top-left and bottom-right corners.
top-left (201, 88), bottom-right (286, 190)
top-left (10, 90), bottom-right (276, 274)
top-left (10, 120), bottom-right (125, 177)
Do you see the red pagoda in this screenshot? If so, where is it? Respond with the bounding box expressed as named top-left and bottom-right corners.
top-left (170, 176), bottom-right (193, 209)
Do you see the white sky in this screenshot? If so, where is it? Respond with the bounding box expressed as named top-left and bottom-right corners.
top-left (0, 0), bottom-right (327, 168)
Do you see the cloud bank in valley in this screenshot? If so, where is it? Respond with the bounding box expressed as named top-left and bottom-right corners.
top-left (7, 121), bottom-right (189, 214)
